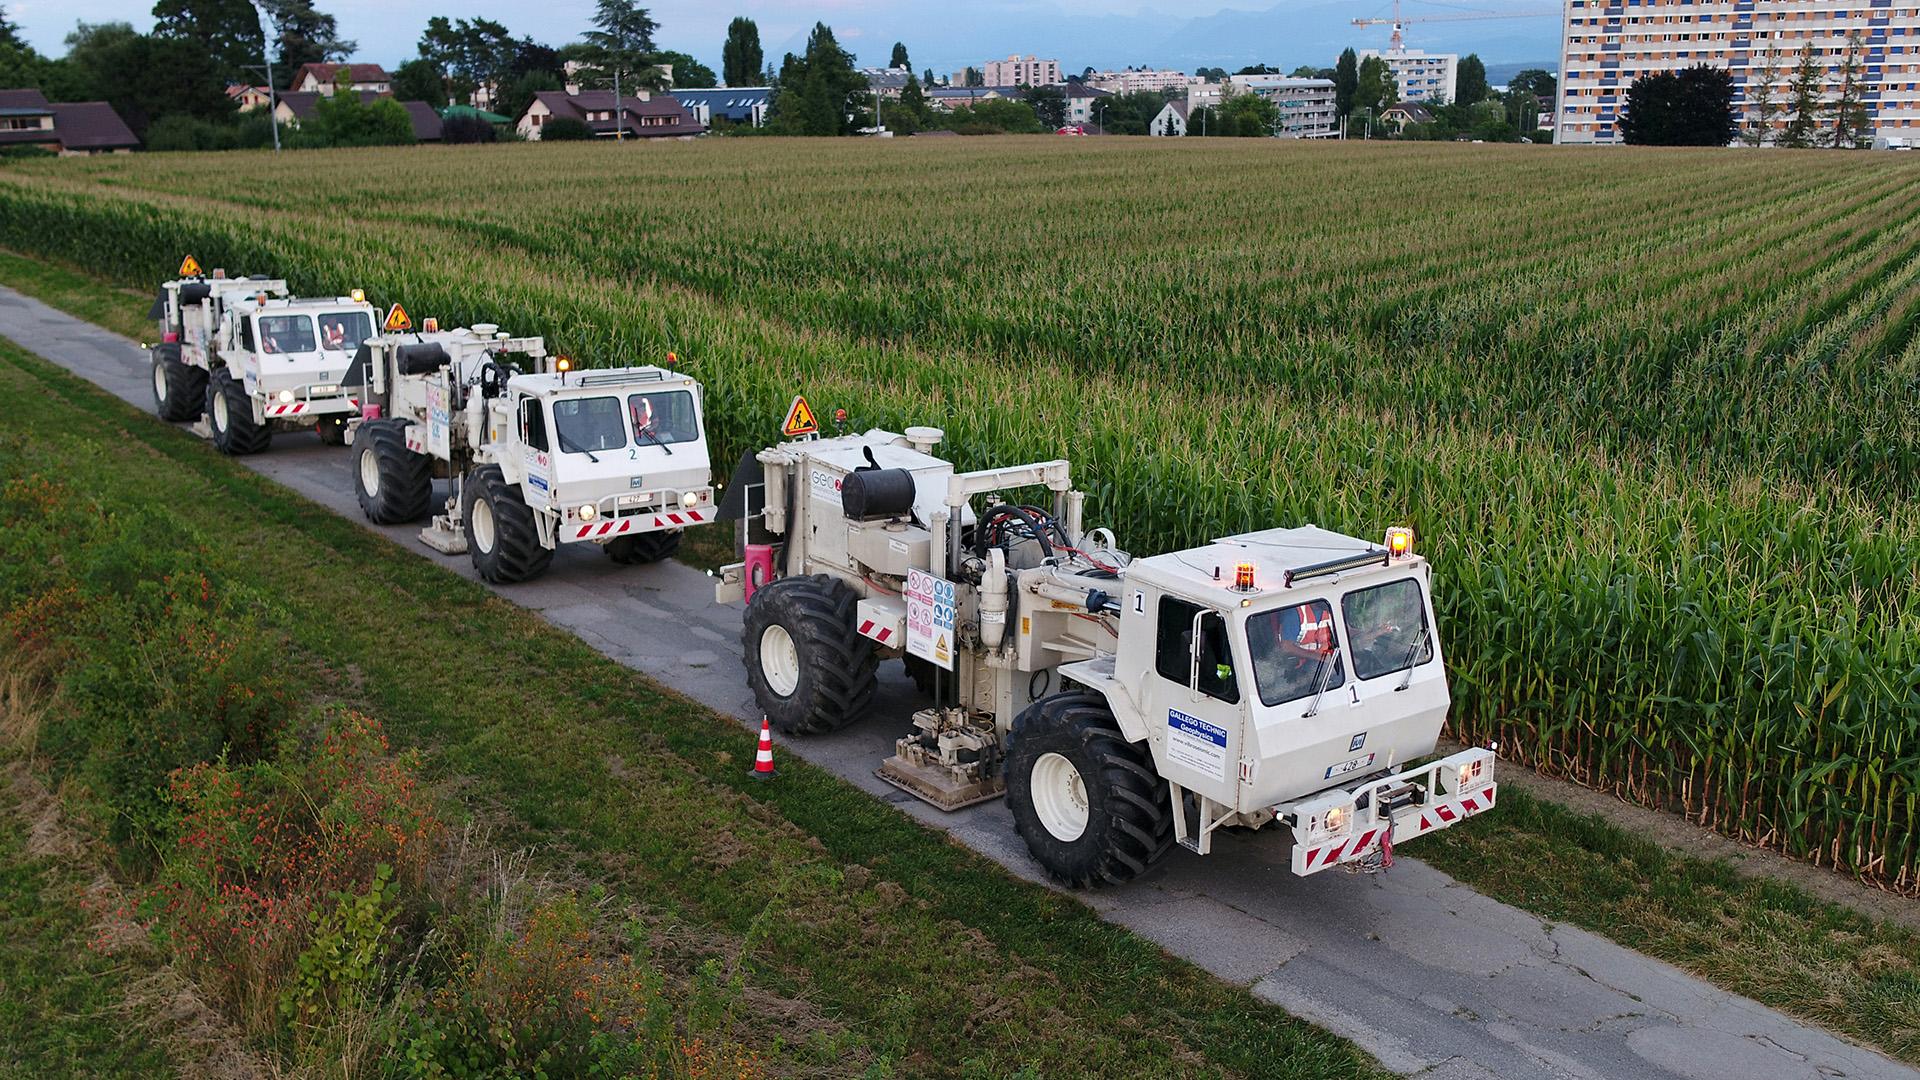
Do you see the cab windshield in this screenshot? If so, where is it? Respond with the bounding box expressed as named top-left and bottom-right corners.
top-left (550, 395), bottom-right (627, 454)
top-left (257, 314), bottom-right (316, 354)
top-left (627, 390), bottom-right (699, 446)
top-left (1247, 599), bottom-right (1344, 707)
top-left (316, 311), bottom-right (371, 352)
top-left (1342, 578), bottom-right (1434, 681)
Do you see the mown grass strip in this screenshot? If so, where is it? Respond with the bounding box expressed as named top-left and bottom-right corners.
top-left (0, 335), bottom-right (1384, 1079)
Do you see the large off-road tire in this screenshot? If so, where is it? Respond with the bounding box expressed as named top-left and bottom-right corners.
top-left (150, 343), bottom-right (205, 422)
top-left (315, 415), bottom-right (348, 446)
top-left (605, 529), bottom-right (681, 565)
top-left (741, 575), bottom-right (878, 735)
top-left (206, 367), bottom-right (270, 455)
top-left (462, 465), bottom-right (553, 584)
top-left (1006, 691), bottom-right (1174, 888)
top-left (353, 419), bottom-right (433, 525)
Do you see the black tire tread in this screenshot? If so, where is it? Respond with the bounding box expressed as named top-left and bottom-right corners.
top-left (605, 529), bottom-right (682, 565)
top-left (206, 366), bottom-right (270, 455)
top-left (463, 464), bottom-right (553, 584)
top-left (152, 344), bottom-right (205, 422)
top-left (1007, 691), bottom-right (1174, 888)
top-left (354, 419), bottom-right (434, 525)
top-left (741, 575), bottom-right (878, 735)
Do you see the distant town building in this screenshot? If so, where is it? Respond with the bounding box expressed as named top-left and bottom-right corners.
top-left (982, 55), bottom-right (1063, 87)
top-left (860, 67), bottom-right (912, 99)
top-left (673, 87), bottom-right (772, 128)
top-left (1558, 0), bottom-right (1920, 144)
top-left (226, 84), bottom-right (273, 111)
top-left (928, 86), bottom-right (1023, 110)
top-left (1357, 49), bottom-right (1457, 104)
top-left (0, 89), bottom-right (137, 155)
top-left (1149, 99), bottom-right (1191, 135)
top-left (286, 63), bottom-right (393, 96)
top-left (1226, 76), bottom-right (1340, 137)
top-left (1088, 68), bottom-right (1199, 95)
top-left (1379, 102), bottom-right (1435, 130)
top-left (1064, 82), bottom-right (1113, 126)
top-left (516, 89), bottom-right (703, 140)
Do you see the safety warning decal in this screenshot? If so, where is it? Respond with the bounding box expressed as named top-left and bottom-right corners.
top-left (383, 303), bottom-right (412, 333)
top-left (782, 395), bottom-right (819, 438)
top-left (178, 255), bottom-right (203, 278)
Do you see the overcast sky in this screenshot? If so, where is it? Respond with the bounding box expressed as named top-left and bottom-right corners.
top-left (27, 1), bottom-right (1560, 80)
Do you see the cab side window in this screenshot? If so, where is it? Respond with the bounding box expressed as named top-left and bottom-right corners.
top-left (519, 397), bottom-right (549, 452)
top-left (1154, 597), bottom-right (1240, 704)
top-left (240, 317), bottom-right (255, 351)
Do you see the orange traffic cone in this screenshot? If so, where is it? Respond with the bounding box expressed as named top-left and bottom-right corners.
top-left (750, 717), bottom-right (776, 780)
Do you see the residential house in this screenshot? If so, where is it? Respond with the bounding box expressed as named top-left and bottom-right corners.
top-left (286, 63), bottom-right (393, 96)
top-left (1063, 81), bottom-right (1111, 126)
top-left (226, 84), bottom-right (273, 111)
top-left (274, 92), bottom-right (443, 141)
top-left (516, 89), bottom-right (704, 140)
top-left (673, 87), bottom-right (772, 128)
top-left (1149, 99), bottom-right (1190, 136)
top-left (0, 89), bottom-right (137, 155)
top-left (1380, 102), bottom-right (1434, 131)
top-left (859, 68), bottom-right (911, 99)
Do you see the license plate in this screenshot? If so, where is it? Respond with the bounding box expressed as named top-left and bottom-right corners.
top-left (1325, 752), bottom-right (1376, 780)
top-left (310, 384), bottom-right (339, 395)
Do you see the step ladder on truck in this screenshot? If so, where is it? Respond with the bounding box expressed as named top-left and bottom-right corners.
top-left (344, 307), bottom-right (717, 584)
top-left (713, 402), bottom-right (1497, 886)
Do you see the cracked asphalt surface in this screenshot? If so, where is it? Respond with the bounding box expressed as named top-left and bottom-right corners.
top-left (3, 284), bottom-right (1911, 1080)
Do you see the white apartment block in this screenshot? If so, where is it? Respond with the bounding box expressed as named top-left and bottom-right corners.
top-left (1226, 76), bottom-right (1341, 137)
top-left (1087, 68), bottom-right (1201, 94)
top-left (982, 55), bottom-right (1064, 86)
top-left (1358, 48), bottom-right (1459, 103)
top-left (1558, 0), bottom-right (1920, 143)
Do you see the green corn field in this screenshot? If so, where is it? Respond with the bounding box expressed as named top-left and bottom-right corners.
top-left (0, 138), bottom-right (1913, 890)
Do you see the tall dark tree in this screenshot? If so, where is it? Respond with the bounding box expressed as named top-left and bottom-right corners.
top-left (923, 66), bottom-right (937, 87)
top-left (766, 22), bottom-right (866, 135)
top-left (1026, 83), bottom-right (1066, 128)
top-left (417, 16), bottom-right (517, 104)
top-left (1354, 54), bottom-right (1397, 116)
top-left (889, 41), bottom-right (908, 70)
top-left (1334, 47), bottom-right (1358, 118)
top-left (654, 50), bottom-right (716, 88)
top-left (63, 21), bottom-right (236, 137)
top-left (721, 16), bottom-right (762, 87)
top-left (509, 39), bottom-right (563, 82)
top-left (1456, 53), bottom-right (1489, 104)
top-left (1827, 32), bottom-right (1870, 148)
top-left (151, 0), bottom-right (264, 85)
top-left (260, 0), bottom-right (353, 72)
top-left (963, 66), bottom-right (983, 87)
top-left (1619, 64), bottom-right (1734, 146)
top-left (1507, 68), bottom-right (1555, 100)
top-left (1780, 42), bottom-right (1824, 148)
top-left (391, 57), bottom-right (446, 107)
top-left (576, 0), bottom-right (661, 97)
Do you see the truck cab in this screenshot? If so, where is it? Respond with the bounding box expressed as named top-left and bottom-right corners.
top-left (498, 369), bottom-right (716, 545)
top-left (219, 294), bottom-right (378, 420)
top-left (1061, 525), bottom-right (1496, 875)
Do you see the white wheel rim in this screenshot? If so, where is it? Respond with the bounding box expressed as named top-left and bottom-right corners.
top-left (472, 496), bottom-right (496, 554)
top-left (759, 623), bottom-right (801, 698)
top-left (212, 389), bottom-right (228, 430)
top-left (1031, 752), bottom-right (1090, 842)
top-left (359, 447), bottom-right (379, 497)
top-left (154, 364), bottom-right (167, 402)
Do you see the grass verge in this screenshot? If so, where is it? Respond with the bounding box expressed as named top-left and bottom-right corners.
top-left (0, 326), bottom-right (1383, 1075)
top-left (1, 252), bottom-right (1917, 1067)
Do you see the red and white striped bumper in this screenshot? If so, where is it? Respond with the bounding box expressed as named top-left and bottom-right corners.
top-left (264, 397), bottom-right (356, 418)
top-left (1289, 748), bottom-right (1498, 876)
top-left (565, 506), bottom-right (710, 543)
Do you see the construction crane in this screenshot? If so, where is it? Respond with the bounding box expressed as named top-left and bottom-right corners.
top-left (1352, 0), bottom-right (1557, 53)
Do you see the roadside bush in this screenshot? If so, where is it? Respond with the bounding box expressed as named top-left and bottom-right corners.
top-left (539, 117), bottom-right (591, 141)
top-left (441, 115), bottom-right (498, 144)
top-left (145, 114), bottom-right (241, 153)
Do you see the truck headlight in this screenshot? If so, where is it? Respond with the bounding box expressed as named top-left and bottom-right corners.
top-left (1455, 758), bottom-right (1489, 793)
top-left (578, 503), bottom-right (597, 521)
top-left (277, 389), bottom-right (295, 403)
top-left (681, 491), bottom-right (699, 509)
top-left (1322, 805), bottom-right (1350, 836)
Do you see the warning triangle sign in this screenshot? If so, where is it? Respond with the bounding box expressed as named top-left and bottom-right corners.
top-left (177, 255), bottom-right (203, 278)
top-left (382, 303), bottom-right (413, 333)
top-left (781, 395), bottom-right (819, 438)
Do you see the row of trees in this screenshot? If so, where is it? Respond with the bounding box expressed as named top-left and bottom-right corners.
top-left (1620, 37), bottom-right (1874, 148)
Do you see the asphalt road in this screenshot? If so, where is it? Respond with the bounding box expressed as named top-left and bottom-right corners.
top-left (4, 284), bottom-right (1910, 1080)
